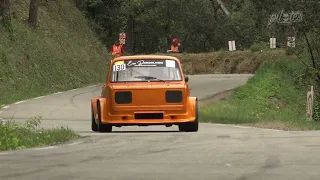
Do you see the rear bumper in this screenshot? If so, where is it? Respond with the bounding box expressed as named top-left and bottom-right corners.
top-left (100, 111), bottom-right (196, 125)
top-left (95, 96), bottom-right (198, 126)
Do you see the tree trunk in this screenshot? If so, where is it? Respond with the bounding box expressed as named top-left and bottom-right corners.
top-left (28, 0), bottom-right (37, 28)
top-left (125, 15), bottom-right (133, 55)
top-left (0, 0), bottom-right (10, 21)
top-left (75, 0), bottom-right (86, 10)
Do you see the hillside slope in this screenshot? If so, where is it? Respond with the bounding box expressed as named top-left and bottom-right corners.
top-left (0, 0), bottom-right (110, 106)
top-left (158, 49), bottom-right (295, 75)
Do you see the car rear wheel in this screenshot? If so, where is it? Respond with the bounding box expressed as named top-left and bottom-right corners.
top-left (91, 105), bottom-right (99, 132)
top-left (178, 101), bottom-right (199, 132)
top-left (97, 102), bottom-right (112, 133)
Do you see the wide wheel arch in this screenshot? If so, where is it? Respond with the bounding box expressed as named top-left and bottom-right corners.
top-left (179, 96), bottom-right (198, 132)
top-left (91, 97), bottom-right (100, 122)
top-left (96, 98), bottom-right (112, 132)
top-left (188, 96), bottom-right (198, 118)
top-left (96, 97), bottom-right (107, 122)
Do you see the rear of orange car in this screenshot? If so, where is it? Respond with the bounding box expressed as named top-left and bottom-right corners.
top-left (99, 56), bottom-right (197, 126)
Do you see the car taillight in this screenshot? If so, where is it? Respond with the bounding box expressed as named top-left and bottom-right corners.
top-left (165, 90), bottom-right (183, 103)
top-left (115, 91), bottom-right (132, 104)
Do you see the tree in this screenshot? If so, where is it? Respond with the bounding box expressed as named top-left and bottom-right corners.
top-left (0, 0), bottom-right (10, 21)
top-left (82, 0), bottom-right (320, 53)
top-left (28, 0), bottom-right (38, 28)
top-left (75, 0), bottom-right (86, 10)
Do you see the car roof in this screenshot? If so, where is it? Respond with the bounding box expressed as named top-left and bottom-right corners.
top-left (111, 55), bottom-right (180, 62)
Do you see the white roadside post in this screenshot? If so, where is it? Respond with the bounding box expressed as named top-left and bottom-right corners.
top-left (232, 40), bottom-right (236, 51)
top-left (270, 37), bottom-right (276, 49)
top-left (228, 40), bottom-right (236, 51)
top-left (306, 86), bottom-right (314, 121)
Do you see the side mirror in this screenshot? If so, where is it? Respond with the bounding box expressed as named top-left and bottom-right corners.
top-left (185, 76), bottom-right (189, 82)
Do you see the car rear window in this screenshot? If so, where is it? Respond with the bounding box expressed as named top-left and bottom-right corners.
top-left (110, 59), bottom-right (183, 82)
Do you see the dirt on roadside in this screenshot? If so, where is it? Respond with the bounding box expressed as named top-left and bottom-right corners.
top-left (199, 89), bottom-right (234, 107)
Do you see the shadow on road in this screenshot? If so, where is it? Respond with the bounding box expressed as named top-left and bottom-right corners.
top-left (78, 130), bottom-right (181, 134)
top-left (110, 130), bottom-right (181, 133)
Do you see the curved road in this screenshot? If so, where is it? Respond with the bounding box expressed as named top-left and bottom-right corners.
top-left (1, 74), bottom-right (320, 180)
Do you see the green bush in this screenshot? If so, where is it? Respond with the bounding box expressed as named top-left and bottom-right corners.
top-left (285, 47), bottom-right (296, 56)
top-left (250, 42), bottom-right (268, 52)
top-left (0, 116), bottom-right (79, 151)
top-left (313, 98), bottom-right (320, 122)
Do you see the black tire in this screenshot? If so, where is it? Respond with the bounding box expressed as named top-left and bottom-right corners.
top-left (91, 104), bottom-right (99, 132)
top-left (97, 102), bottom-right (112, 133)
top-left (178, 124), bottom-right (186, 132)
top-left (179, 100), bottom-right (199, 132)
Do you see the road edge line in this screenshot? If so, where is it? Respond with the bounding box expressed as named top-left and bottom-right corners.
top-left (0, 84), bottom-right (101, 110)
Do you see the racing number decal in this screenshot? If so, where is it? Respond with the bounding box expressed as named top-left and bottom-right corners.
top-left (113, 64), bottom-right (126, 71)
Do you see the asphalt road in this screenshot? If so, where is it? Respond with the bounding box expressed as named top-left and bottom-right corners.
top-left (1, 74), bottom-right (320, 180)
top-left (0, 74), bottom-right (253, 133)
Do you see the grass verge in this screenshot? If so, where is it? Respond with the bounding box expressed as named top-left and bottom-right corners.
top-left (199, 58), bottom-right (320, 131)
top-left (0, 117), bottom-right (80, 151)
top-left (0, 0), bottom-right (110, 106)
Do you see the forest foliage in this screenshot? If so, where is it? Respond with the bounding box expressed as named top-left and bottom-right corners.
top-left (76, 0), bottom-right (319, 55)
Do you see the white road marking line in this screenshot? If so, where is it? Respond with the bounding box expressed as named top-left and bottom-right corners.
top-left (54, 92), bottom-right (62, 95)
top-left (69, 89), bottom-right (77, 91)
top-left (0, 152), bottom-right (9, 155)
top-left (264, 128), bottom-right (283, 132)
top-left (234, 125), bottom-right (284, 131)
top-left (234, 125), bottom-right (250, 129)
top-left (34, 96), bottom-right (45, 100)
top-left (32, 146), bottom-right (58, 150)
top-left (213, 123), bottom-right (284, 131)
top-left (68, 141), bottom-right (83, 146)
top-left (14, 100), bottom-right (26, 105)
top-left (225, 163), bottom-right (232, 167)
top-left (2, 106), bottom-right (10, 109)
top-left (212, 124), bottom-right (229, 126)
top-left (87, 85), bottom-right (96, 88)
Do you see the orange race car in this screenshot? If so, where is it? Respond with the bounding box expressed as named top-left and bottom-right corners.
top-left (91, 55), bottom-right (198, 133)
